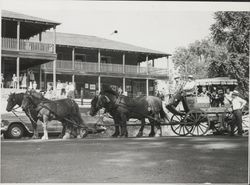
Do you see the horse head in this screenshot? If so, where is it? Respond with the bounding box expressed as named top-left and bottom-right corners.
top-left (90, 95), bottom-right (111, 116)
top-left (6, 93), bottom-right (17, 112)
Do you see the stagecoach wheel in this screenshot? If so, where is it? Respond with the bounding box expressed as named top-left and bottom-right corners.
top-left (79, 128), bottom-right (88, 138)
top-left (170, 114), bottom-right (193, 136)
top-left (184, 110), bottom-right (210, 136)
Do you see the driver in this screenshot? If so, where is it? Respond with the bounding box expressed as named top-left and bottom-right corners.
top-left (183, 75), bottom-right (196, 96)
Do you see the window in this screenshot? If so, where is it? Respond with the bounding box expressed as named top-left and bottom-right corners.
top-left (101, 56), bottom-right (112, 64)
top-left (75, 54), bottom-right (86, 62)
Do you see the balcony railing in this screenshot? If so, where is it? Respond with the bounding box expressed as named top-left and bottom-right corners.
top-left (42, 60), bottom-right (168, 77)
top-left (2, 37), bottom-right (54, 53)
top-left (1, 37), bottom-right (17, 50)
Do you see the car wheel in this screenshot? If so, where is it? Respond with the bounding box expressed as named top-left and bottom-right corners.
top-left (7, 124), bottom-right (24, 139)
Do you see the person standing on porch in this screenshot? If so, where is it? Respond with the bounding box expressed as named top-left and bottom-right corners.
top-left (26, 70), bottom-right (30, 90)
top-left (21, 73), bottom-right (27, 89)
top-left (67, 82), bottom-right (75, 99)
top-left (56, 80), bottom-right (63, 98)
top-left (29, 70), bottom-right (35, 89)
top-left (230, 90), bottom-right (247, 136)
top-left (12, 74), bottom-right (18, 89)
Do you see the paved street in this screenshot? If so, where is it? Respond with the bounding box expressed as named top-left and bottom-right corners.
top-left (1, 136), bottom-right (248, 183)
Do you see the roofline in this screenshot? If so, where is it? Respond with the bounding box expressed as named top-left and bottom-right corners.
top-left (1, 10), bottom-right (61, 26)
top-left (2, 16), bottom-right (61, 26)
top-left (56, 43), bottom-right (171, 58)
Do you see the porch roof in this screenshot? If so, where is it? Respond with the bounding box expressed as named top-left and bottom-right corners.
top-left (40, 32), bottom-right (171, 59)
top-left (2, 10), bottom-right (60, 39)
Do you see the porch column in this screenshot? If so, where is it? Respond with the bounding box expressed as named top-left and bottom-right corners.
top-left (123, 77), bottom-right (126, 94)
top-left (98, 50), bottom-right (101, 92)
top-left (72, 47), bottom-right (75, 84)
top-left (44, 73), bottom-right (47, 89)
top-left (122, 53), bottom-right (125, 74)
top-left (17, 21), bottom-right (20, 50)
top-left (146, 55), bottom-right (149, 96)
top-left (16, 21), bottom-right (20, 89)
top-left (39, 66), bottom-right (42, 89)
top-left (53, 26), bottom-right (57, 90)
top-left (98, 49), bottom-right (101, 72)
top-left (146, 55), bottom-right (149, 74)
top-left (152, 59), bottom-right (155, 67)
top-left (98, 76), bottom-right (101, 92)
top-left (16, 57), bottom-right (20, 89)
top-left (146, 78), bottom-right (149, 96)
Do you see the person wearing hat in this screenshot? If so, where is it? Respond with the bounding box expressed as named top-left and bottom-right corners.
top-left (183, 75), bottom-right (196, 95)
top-left (230, 90), bottom-right (247, 136)
top-left (166, 75), bottom-right (185, 116)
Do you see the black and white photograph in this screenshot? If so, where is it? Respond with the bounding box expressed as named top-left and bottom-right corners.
top-left (0, 0), bottom-right (249, 184)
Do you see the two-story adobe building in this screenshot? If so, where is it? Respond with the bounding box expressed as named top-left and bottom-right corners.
top-left (1, 10), bottom-right (170, 98)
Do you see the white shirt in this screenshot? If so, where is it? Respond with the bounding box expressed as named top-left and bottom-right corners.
top-left (231, 96), bottom-right (247, 110)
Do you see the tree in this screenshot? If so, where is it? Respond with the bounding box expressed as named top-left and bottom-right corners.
top-left (172, 39), bottom-right (214, 79)
top-left (210, 11), bottom-right (250, 98)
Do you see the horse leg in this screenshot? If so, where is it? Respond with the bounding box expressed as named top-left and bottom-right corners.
top-left (120, 114), bottom-right (128, 138)
top-left (63, 124), bottom-right (71, 140)
top-left (41, 115), bottom-right (49, 140)
top-left (31, 121), bottom-right (39, 139)
top-left (154, 114), bottom-right (162, 137)
top-left (112, 117), bottom-right (120, 137)
top-left (148, 116), bottom-right (155, 137)
top-left (58, 121), bottom-right (66, 138)
top-left (136, 119), bottom-right (145, 137)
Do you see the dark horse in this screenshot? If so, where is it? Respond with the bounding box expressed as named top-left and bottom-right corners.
top-left (6, 92), bottom-right (40, 139)
top-left (90, 88), bottom-right (168, 137)
top-left (21, 91), bottom-right (89, 140)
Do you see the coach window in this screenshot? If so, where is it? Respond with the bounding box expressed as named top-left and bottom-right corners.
top-left (75, 54), bottom-right (86, 62)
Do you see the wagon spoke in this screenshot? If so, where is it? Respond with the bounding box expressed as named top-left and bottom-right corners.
top-left (183, 126), bottom-right (186, 135)
top-left (174, 125), bottom-right (181, 131)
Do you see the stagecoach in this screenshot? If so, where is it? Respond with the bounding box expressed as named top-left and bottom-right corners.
top-left (168, 77), bottom-right (249, 136)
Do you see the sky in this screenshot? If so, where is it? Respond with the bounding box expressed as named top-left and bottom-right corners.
top-left (1, 0), bottom-right (250, 69)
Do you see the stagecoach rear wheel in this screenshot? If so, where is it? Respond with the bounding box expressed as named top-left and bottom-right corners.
top-left (170, 114), bottom-right (193, 136)
top-left (184, 110), bottom-right (210, 136)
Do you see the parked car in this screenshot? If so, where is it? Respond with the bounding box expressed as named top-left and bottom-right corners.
top-left (1, 112), bottom-right (63, 139)
top-left (1, 108), bottom-right (107, 139)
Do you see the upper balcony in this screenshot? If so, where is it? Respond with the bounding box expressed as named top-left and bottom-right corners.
top-left (41, 60), bottom-right (168, 79)
top-left (2, 37), bottom-right (54, 53)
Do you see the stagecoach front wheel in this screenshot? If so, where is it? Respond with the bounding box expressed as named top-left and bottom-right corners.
top-left (184, 110), bottom-right (210, 136)
top-left (170, 114), bottom-right (193, 136)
